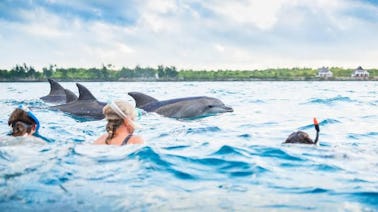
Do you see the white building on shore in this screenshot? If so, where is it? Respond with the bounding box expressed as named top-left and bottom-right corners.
top-left (351, 66), bottom-right (369, 79)
top-left (317, 67), bottom-right (333, 79)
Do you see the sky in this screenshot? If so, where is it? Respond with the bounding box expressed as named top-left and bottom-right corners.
top-left (1, 0), bottom-right (378, 70)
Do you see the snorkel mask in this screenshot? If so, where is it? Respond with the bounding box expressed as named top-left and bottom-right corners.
top-left (18, 104), bottom-right (40, 133)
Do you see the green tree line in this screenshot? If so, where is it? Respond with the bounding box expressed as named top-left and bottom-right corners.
top-left (0, 64), bottom-right (377, 81)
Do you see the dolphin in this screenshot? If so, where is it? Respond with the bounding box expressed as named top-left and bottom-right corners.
top-left (64, 89), bottom-right (78, 103)
top-left (52, 83), bottom-right (106, 120)
top-left (128, 92), bottom-right (233, 119)
top-left (40, 79), bottom-right (68, 103)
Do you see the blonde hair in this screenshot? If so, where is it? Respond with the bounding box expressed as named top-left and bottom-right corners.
top-left (103, 100), bottom-right (137, 144)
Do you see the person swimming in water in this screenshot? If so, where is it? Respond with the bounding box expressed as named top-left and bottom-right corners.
top-left (1, 105), bottom-right (47, 145)
top-left (8, 105), bottom-right (40, 137)
top-left (284, 118), bottom-right (320, 144)
top-left (94, 100), bottom-right (143, 145)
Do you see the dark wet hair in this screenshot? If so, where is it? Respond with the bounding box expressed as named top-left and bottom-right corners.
top-left (8, 108), bottom-right (36, 137)
top-left (105, 119), bottom-right (124, 144)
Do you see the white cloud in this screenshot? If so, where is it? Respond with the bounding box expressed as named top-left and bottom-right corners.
top-left (214, 44), bottom-right (225, 52)
top-left (208, 0), bottom-right (288, 30)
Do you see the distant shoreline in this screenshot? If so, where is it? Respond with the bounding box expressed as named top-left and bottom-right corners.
top-left (1, 78), bottom-right (377, 82)
top-left (1, 65), bottom-right (377, 82)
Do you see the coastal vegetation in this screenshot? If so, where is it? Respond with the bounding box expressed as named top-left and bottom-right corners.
top-left (0, 63), bottom-right (377, 81)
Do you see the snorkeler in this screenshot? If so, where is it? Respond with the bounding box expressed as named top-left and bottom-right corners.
top-left (8, 105), bottom-right (41, 137)
top-left (284, 118), bottom-right (320, 144)
top-left (2, 104), bottom-right (50, 145)
top-left (94, 100), bottom-right (143, 145)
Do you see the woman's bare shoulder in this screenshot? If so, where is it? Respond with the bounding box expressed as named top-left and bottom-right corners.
top-left (129, 135), bottom-right (144, 144)
top-left (94, 134), bottom-right (108, 145)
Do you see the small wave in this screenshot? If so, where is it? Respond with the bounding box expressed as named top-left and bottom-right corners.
top-left (341, 191), bottom-right (378, 207)
top-left (162, 145), bottom-right (190, 150)
top-left (238, 134), bottom-right (252, 139)
top-left (310, 163), bottom-right (343, 172)
top-left (258, 204), bottom-right (316, 210)
top-left (0, 150), bottom-right (14, 162)
top-left (347, 132), bottom-right (378, 139)
top-left (306, 96), bottom-right (355, 105)
top-left (319, 118), bottom-right (341, 126)
top-left (247, 99), bottom-right (265, 104)
top-left (1, 99), bottom-right (47, 109)
top-left (295, 187), bottom-right (331, 194)
top-left (2, 167), bottom-right (38, 180)
top-left (39, 171), bottom-right (73, 185)
top-left (212, 145), bottom-right (245, 156)
top-left (251, 146), bottom-right (306, 161)
top-left (210, 158), bottom-right (268, 177)
top-left (129, 147), bottom-right (196, 180)
top-left (186, 126), bottom-right (221, 134)
top-left (298, 118), bottom-right (340, 130)
top-left (369, 100), bottom-right (378, 106)
top-left (171, 154), bottom-right (268, 178)
top-left (209, 89), bottom-right (238, 95)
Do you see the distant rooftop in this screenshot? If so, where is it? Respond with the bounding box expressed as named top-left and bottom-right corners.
top-left (318, 67), bottom-right (331, 73)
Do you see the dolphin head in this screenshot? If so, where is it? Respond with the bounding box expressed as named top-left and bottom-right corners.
top-left (199, 97), bottom-right (233, 115)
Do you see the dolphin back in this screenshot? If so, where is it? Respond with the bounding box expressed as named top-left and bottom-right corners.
top-left (48, 79), bottom-right (66, 96)
top-left (49, 83), bottom-right (106, 120)
top-left (142, 96), bottom-right (206, 112)
top-left (64, 89), bottom-right (78, 103)
top-left (77, 83), bottom-right (97, 100)
top-left (128, 92), bottom-right (159, 108)
top-left (40, 79), bottom-right (67, 103)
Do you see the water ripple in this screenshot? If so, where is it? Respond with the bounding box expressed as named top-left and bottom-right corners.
top-left (250, 146), bottom-right (306, 161)
top-left (186, 126), bottom-right (221, 134)
top-left (299, 118), bottom-right (341, 130)
top-left (307, 96), bottom-right (355, 105)
top-left (1, 81), bottom-right (377, 210)
top-left (348, 132), bottom-right (378, 139)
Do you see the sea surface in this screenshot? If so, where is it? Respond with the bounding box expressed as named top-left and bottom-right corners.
top-left (0, 81), bottom-right (377, 211)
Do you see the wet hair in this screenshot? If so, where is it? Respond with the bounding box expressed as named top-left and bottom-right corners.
top-left (8, 108), bottom-right (36, 137)
top-left (103, 100), bottom-right (137, 144)
top-left (105, 119), bottom-right (123, 144)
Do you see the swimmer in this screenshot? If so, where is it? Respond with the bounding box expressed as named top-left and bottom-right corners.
top-left (8, 105), bottom-right (40, 137)
top-left (2, 105), bottom-right (46, 145)
top-left (284, 118), bottom-right (320, 144)
top-left (94, 100), bottom-right (143, 145)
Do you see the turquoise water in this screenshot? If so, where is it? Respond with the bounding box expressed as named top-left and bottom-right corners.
top-left (0, 81), bottom-right (377, 211)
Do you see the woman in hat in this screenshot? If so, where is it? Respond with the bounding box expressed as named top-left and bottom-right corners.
top-left (94, 100), bottom-right (143, 145)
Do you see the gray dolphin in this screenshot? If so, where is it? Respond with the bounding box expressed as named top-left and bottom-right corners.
top-left (64, 89), bottom-right (78, 103)
top-left (52, 83), bottom-right (106, 120)
top-left (40, 79), bottom-right (68, 103)
top-left (128, 92), bottom-right (233, 119)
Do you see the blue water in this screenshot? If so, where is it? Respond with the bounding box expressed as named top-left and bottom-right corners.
top-left (0, 81), bottom-right (377, 211)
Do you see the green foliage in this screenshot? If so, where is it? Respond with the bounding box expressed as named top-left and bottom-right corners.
top-left (0, 63), bottom-right (376, 81)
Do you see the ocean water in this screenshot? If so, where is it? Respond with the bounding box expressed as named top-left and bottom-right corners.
top-left (0, 81), bottom-right (377, 211)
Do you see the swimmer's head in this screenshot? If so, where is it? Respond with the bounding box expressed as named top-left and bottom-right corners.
top-left (103, 100), bottom-right (139, 134)
top-left (8, 106), bottom-right (40, 137)
top-left (104, 100), bottom-right (137, 121)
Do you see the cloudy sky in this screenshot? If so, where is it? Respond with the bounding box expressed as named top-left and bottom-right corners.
top-left (1, 0), bottom-right (378, 70)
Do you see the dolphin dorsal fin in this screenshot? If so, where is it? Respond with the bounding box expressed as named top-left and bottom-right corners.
top-left (48, 79), bottom-right (65, 96)
top-left (76, 83), bottom-right (97, 100)
top-left (64, 89), bottom-right (78, 103)
top-left (128, 92), bottom-right (158, 108)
